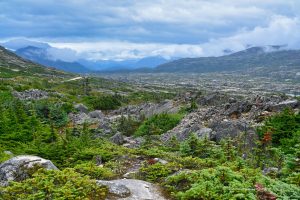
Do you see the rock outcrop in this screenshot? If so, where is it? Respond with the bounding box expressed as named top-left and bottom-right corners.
top-left (97, 179), bottom-right (167, 200)
top-left (0, 155), bottom-right (58, 186)
top-left (161, 94), bottom-right (298, 145)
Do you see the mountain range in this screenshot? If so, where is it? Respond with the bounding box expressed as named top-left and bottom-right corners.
top-left (155, 46), bottom-right (300, 73)
top-left (1, 39), bottom-right (171, 73)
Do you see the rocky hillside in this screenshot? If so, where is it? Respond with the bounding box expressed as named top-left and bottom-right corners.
top-left (155, 47), bottom-right (300, 73)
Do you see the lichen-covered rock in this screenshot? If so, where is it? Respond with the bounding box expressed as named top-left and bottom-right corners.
top-left (0, 155), bottom-right (58, 186)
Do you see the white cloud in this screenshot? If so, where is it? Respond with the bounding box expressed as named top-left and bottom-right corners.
top-left (130, 0), bottom-right (269, 25)
top-left (48, 15), bottom-right (300, 60)
top-left (200, 15), bottom-right (300, 55)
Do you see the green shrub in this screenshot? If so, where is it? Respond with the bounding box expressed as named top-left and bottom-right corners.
top-left (258, 176), bottom-right (300, 199)
top-left (0, 168), bottom-right (108, 200)
top-left (139, 162), bottom-right (181, 182)
top-left (165, 167), bottom-right (258, 200)
top-left (0, 145), bottom-right (11, 162)
top-left (180, 134), bottom-right (225, 160)
top-left (74, 162), bottom-right (116, 180)
top-left (257, 109), bottom-right (300, 149)
top-left (35, 101), bottom-right (69, 128)
top-left (84, 95), bottom-right (121, 110)
top-left (135, 113), bottom-right (182, 136)
top-left (117, 115), bottom-right (141, 136)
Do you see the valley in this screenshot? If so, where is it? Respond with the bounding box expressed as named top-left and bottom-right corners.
top-left (98, 71), bottom-right (300, 97)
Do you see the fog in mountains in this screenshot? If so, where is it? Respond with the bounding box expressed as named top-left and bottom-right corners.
top-left (1, 39), bottom-right (172, 73)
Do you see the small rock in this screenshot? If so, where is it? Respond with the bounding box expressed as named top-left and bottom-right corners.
top-left (154, 158), bottom-right (168, 165)
top-left (110, 132), bottom-right (124, 145)
top-left (262, 167), bottom-right (279, 176)
top-left (69, 112), bottom-right (90, 124)
top-left (74, 103), bottom-right (89, 113)
top-left (89, 110), bottom-right (104, 119)
top-left (3, 151), bottom-right (13, 156)
top-left (195, 128), bottom-right (212, 139)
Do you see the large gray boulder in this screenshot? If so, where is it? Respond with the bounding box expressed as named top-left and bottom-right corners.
top-left (97, 179), bottom-right (167, 200)
top-left (0, 155), bottom-right (58, 186)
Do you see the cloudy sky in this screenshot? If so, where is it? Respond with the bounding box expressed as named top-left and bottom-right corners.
top-left (1, 0), bottom-right (300, 60)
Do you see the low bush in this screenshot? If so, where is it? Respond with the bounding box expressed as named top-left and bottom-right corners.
top-left (135, 113), bottom-right (182, 136)
top-left (0, 168), bottom-right (108, 200)
top-left (164, 167), bottom-right (258, 200)
top-left (139, 162), bottom-right (182, 182)
top-left (74, 162), bottom-right (116, 180)
top-left (84, 95), bottom-right (121, 110)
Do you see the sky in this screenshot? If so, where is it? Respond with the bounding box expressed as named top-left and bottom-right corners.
top-left (1, 0), bottom-right (300, 61)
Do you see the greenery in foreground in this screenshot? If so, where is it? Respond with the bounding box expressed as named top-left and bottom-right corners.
top-left (0, 81), bottom-right (299, 199)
